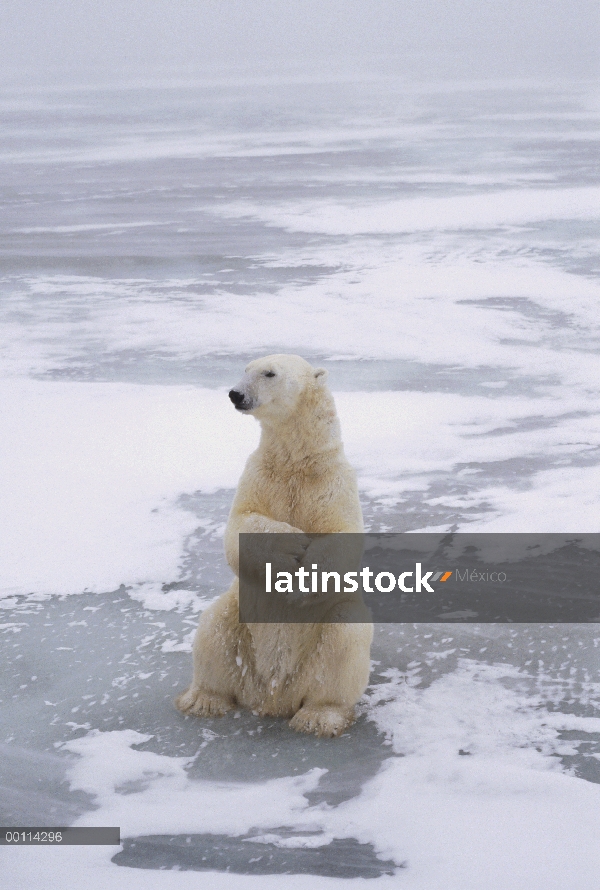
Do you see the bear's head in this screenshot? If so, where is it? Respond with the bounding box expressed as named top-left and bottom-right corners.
top-left (229, 354), bottom-right (328, 423)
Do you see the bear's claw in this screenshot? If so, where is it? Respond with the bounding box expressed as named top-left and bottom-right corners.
top-left (289, 705), bottom-right (354, 738)
top-left (175, 687), bottom-right (233, 718)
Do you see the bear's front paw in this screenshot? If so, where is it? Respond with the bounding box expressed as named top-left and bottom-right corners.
top-left (289, 705), bottom-right (355, 738)
top-left (175, 687), bottom-right (234, 718)
top-left (269, 533), bottom-right (310, 576)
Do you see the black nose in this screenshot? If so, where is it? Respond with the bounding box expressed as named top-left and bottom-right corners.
top-left (229, 389), bottom-right (244, 406)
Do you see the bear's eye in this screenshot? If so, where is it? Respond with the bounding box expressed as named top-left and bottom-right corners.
top-left (263, 371), bottom-right (276, 378)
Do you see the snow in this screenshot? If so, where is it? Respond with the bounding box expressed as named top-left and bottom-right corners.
top-left (215, 185), bottom-right (600, 234)
top-left (2, 382), bottom-right (600, 600)
top-left (1, 75), bottom-right (600, 888)
top-left (3, 660), bottom-right (600, 889)
top-left (0, 381), bottom-right (256, 597)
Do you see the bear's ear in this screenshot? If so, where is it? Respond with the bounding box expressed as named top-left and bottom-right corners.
top-left (314, 367), bottom-right (328, 380)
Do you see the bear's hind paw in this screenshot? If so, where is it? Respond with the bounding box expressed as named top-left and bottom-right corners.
top-left (289, 705), bottom-right (354, 738)
top-left (175, 687), bottom-right (233, 718)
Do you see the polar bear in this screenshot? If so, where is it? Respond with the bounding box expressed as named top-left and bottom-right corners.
top-left (175, 354), bottom-right (373, 737)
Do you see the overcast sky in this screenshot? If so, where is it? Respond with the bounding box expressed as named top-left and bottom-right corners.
top-left (1, 0), bottom-right (599, 85)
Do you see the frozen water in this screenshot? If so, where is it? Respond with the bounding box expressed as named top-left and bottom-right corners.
top-left (1, 75), bottom-right (600, 887)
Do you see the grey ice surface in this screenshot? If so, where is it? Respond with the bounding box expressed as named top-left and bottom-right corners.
top-left (2, 77), bottom-right (600, 877)
top-left (113, 834), bottom-right (401, 878)
top-left (2, 492), bottom-right (600, 876)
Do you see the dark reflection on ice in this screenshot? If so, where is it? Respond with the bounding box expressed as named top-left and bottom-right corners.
top-left (113, 832), bottom-right (402, 877)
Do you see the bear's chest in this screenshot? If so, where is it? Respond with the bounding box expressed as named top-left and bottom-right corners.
top-left (258, 466), bottom-right (330, 529)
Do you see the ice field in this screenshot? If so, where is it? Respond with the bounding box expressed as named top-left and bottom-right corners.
top-left (1, 75), bottom-right (600, 888)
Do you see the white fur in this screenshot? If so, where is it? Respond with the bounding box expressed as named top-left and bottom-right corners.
top-left (175, 354), bottom-right (373, 737)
